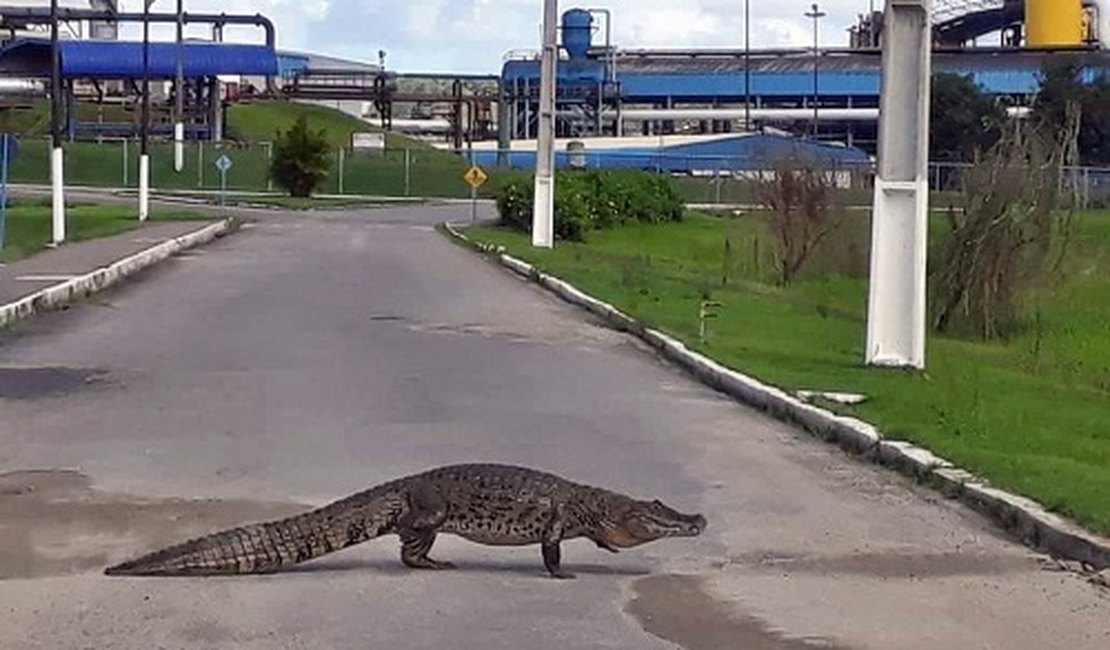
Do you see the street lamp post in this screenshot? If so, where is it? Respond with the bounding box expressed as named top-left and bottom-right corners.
top-left (532, 0), bottom-right (558, 248)
top-left (50, 0), bottom-right (65, 244)
top-left (174, 0), bottom-right (185, 172)
top-left (744, 0), bottom-right (751, 130)
top-left (804, 3), bottom-right (825, 138)
top-left (140, 0), bottom-right (152, 221)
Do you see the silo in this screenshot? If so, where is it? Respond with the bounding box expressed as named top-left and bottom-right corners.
top-left (561, 9), bottom-right (593, 59)
top-left (1026, 0), bottom-right (1083, 46)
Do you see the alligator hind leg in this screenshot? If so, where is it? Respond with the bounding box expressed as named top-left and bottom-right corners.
top-left (400, 530), bottom-right (455, 570)
top-left (397, 484), bottom-right (456, 570)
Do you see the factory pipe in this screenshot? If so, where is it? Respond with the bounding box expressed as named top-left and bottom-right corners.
top-left (609, 106), bottom-right (1029, 123)
top-left (0, 7), bottom-right (278, 91)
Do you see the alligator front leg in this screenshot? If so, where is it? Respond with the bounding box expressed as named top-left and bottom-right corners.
top-left (541, 505), bottom-right (575, 579)
top-left (541, 541), bottom-right (575, 579)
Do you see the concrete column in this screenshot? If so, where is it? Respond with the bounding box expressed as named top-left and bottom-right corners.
top-left (865, 0), bottom-right (932, 369)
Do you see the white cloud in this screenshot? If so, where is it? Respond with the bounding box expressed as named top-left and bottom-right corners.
top-left (115, 1), bottom-right (878, 71)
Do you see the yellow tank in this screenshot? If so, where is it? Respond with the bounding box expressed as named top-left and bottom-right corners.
top-left (1026, 0), bottom-right (1084, 46)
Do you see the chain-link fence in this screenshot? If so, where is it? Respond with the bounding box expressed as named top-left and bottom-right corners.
top-left (928, 161), bottom-right (1110, 210)
top-left (6, 137), bottom-right (479, 200)
top-left (6, 137), bottom-right (1109, 209)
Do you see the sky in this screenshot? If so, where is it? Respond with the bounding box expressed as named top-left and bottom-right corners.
top-left (106, 0), bottom-right (884, 73)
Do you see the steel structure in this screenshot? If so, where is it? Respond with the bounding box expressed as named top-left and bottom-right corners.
top-left (0, 6), bottom-right (278, 141)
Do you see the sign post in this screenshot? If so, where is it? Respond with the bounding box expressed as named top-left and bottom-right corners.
top-left (215, 153), bottom-right (233, 215)
top-left (463, 164), bottom-right (488, 224)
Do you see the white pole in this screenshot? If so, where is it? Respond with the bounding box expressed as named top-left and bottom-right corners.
top-left (139, 154), bottom-right (150, 222)
top-left (532, 0), bottom-right (558, 249)
top-left (174, 122), bottom-right (185, 173)
top-left (865, 0), bottom-right (932, 369)
top-left (51, 147), bottom-right (65, 244)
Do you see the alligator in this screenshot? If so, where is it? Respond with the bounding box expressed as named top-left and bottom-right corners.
top-left (104, 463), bottom-right (707, 579)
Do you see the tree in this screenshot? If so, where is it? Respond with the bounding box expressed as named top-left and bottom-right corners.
top-left (269, 116), bottom-right (332, 198)
top-left (1031, 58), bottom-right (1109, 166)
top-left (753, 158), bottom-right (844, 285)
top-left (930, 73), bottom-right (1007, 163)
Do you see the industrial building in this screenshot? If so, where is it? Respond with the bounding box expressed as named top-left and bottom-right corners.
top-left (499, 0), bottom-right (1110, 154)
top-left (0, 0), bottom-right (1105, 170)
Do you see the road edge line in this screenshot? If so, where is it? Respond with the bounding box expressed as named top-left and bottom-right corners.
top-left (1, 217), bottom-right (237, 330)
top-left (440, 220), bottom-right (1110, 573)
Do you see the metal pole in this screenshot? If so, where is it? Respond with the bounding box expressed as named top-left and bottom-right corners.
top-left (532, 0), bottom-right (558, 249)
top-left (744, 0), bottom-right (751, 130)
top-left (0, 134), bottom-right (8, 251)
top-left (50, 0), bottom-right (65, 245)
top-left (805, 3), bottom-right (825, 138)
top-left (139, 0), bottom-right (151, 221)
top-left (174, 0), bottom-right (185, 172)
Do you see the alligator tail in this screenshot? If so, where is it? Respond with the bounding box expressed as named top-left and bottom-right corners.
top-left (105, 487), bottom-right (402, 577)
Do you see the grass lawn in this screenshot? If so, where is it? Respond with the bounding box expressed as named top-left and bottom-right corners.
top-left (1, 200), bottom-right (210, 262)
top-left (467, 209), bottom-right (1110, 535)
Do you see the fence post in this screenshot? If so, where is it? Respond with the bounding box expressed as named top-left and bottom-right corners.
top-left (338, 147), bottom-right (345, 195)
top-left (122, 138), bottom-right (129, 187)
top-left (264, 141), bottom-right (273, 192)
top-left (1083, 167), bottom-right (1090, 211)
top-left (404, 147), bottom-right (411, 197)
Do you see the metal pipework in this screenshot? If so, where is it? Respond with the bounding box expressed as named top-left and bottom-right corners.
top-left (0, 7), bottom-right (277, 90)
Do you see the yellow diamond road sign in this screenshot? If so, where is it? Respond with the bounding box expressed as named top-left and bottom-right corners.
top-left (463, 165), bottom-right (488, 189)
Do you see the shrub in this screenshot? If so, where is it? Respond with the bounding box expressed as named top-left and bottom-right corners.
top-left (931, 120), bottom-right (1076, 340)
top-left (752, 157), bottom-right (845, 285)
top-left (493, 169), bottom-right (684, 241)
top-left (270, 115), bottom-right (332, 198)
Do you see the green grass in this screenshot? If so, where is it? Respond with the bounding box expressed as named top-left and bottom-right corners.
top-left (225, 101), bottom-right (432, 150)
top-left (467, 210), bottom-right (1110, 535)
top-left (1, 200), bottom-right (210, 262)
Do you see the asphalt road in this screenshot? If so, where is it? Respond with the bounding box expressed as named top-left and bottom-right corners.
top-left (1, 204), bottom-right (1106, 649)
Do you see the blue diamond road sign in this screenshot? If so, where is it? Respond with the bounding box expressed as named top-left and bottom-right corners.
top-left (215, 154), bottom-right (233, 173)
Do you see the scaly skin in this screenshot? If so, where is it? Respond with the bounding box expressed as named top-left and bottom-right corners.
top-left (104, 463), bottom-right (707, 579)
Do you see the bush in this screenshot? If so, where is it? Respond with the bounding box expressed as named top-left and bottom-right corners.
top-left (752, 157), bottom-right (846, 285)
top-left (932, 120), bottom-right (1076, 339)
top-left (269, 115), bottom-right (332, 198)
top-left (493, 169), bottom-right (684, 241)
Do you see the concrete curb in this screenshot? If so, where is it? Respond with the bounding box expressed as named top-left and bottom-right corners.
top-left (1, 218), bottom-right (237, 330)
top-left (441, 221), bottom-right (1110, 572)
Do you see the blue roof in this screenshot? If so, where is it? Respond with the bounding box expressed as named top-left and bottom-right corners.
top-left (0, 39), bottom-right (277, 78)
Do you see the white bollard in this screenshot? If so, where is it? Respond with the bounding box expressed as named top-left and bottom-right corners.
top-left (51, 147), bottom-right (65, 245)
top-left (174, 122), bottom-right (185, 173)
top-left (139, 154), bottom-right (150, 222)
